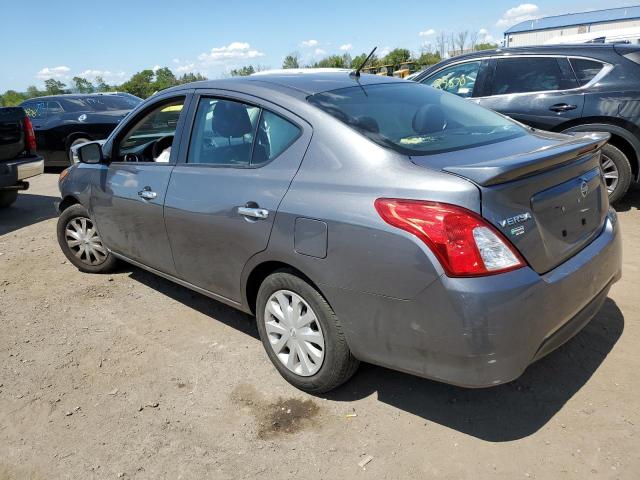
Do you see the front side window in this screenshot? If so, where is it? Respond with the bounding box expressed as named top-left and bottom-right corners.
top-left (116, 97), bottom-right (185, 163)
top-left (22, 101), bottom-right (47, 119)
top-left (422, 61), bottom-right (481, 98)
top-left (308, 83), bottom-right (526, 156)
top-left (492, 57), bottom-right (576, 95)
top-left (187, 97), bottom-right (300, 166)
top-left (569, 58), bottom-right (604, 86)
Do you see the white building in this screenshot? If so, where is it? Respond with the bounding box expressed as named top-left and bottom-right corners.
top-left (504, 6), bottom-right (640, 47)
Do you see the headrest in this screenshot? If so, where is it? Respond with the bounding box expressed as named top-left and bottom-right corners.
top-left (356, 116), bottom-right (380, 134)
top-left (412, 104), bottom-right (446, 135)
top-left (211, 101), bottom-right (253, 138)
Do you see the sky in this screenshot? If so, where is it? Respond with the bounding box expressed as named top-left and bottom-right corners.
top-left (0, 0), bottom-right (635, 91)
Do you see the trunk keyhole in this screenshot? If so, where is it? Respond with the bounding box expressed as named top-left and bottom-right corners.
top-left (581, 218), bottom-right (587, 226)
top-left (562, 229), bottom-right (568, 237)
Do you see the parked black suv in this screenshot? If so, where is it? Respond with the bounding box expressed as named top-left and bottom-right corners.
top-left (20, 92), bottom-right (142, 167)
top-left (412, 44), bottom-right (640, 202)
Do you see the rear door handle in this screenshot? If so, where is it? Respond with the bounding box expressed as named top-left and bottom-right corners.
top-left (238, 206), bottom-right (269, 219)
top-left (549, 103), bottom-right (577, 112)
top-left (138, 187), bottom-right (157, 200)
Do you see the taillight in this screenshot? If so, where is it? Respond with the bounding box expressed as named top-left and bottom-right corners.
top-left (23, 116), bottom-right (37, 154)
top-left (374, 199), bottom-right (526, 277)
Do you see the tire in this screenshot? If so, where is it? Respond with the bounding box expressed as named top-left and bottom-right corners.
top-left (68, 137), bottom-right (91, 164)
top-left (0, 190), bottom-right (18, 209)
top-left (256, 271), bottom-right (359, 393)
top-left (56, 203), bottom-right (117, 273)
top-left (601, 143), bottom-right (632, 204)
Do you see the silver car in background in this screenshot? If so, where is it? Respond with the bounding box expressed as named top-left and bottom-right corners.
top-left (56, 72), bottom-right (622, 393)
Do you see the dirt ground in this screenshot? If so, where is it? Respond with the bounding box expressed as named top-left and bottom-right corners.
top-left (1, 173), bottom-right (639, 480)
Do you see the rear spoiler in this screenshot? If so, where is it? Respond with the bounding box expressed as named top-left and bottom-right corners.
top-left (443, 132), bottom-right (610, 186)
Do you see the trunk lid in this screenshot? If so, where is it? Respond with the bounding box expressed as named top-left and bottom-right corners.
top-left (411, 130), bottom-right (610, 274)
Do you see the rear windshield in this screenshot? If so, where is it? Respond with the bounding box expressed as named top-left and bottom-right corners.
top-left (63, 95), bottom-right (141, 112)
top-left (307, 82), bottom-right (526, 155)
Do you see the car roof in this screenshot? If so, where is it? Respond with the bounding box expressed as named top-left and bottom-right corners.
top-left (163, 71), bottom-right (405, 97)
top-left (434, 43), bottom-right (640, 63)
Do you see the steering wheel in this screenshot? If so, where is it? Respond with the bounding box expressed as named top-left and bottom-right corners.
top-left (152, 135), bottom-right (174, 160)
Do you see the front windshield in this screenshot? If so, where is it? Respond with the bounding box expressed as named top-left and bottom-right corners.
top-left (307, 82), bottom-right (526, 155)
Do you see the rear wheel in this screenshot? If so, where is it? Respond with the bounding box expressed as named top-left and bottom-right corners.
top-left (601, 143), bottom-right (632, 204)
top-left (256, 271), bottom-right (359, 393)
top-left (56, 203), bottom-right (117, 273)
top-left (0, 190), bottom-right (18, 208)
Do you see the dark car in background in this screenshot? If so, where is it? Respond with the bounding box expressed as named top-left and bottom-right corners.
top-left (412, 44), bottom-right (640, 202)
top-left (0, 107), bottom-right (43, 207)
top-left (20, 92), bottom-right (142, 167)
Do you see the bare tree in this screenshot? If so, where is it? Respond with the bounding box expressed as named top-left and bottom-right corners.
top-left (449, 33), bottom-right (457, 56)
top-left (436, 32), bottom-right (447, 58)
top-left (456, 30), bottom-right (469, 54)
top-left (469, 31), bottom-right (479, 51)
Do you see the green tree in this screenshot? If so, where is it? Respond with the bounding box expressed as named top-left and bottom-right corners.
top-left (120, 70), bottom-right (155, 98)
top-left (282, 54), bottom-right (300, 69)
top-left (154, 67), bottom-right (177, 91)
top-left (312, 53), bottom-right (352, 68)
top-left (351, 52), bottom-right (377, 71)
top-left (44, 79), bottom-right (67, 95)
top-left (229, 65), bottom-right (255, 76)
top-left (0, 90), bottom-right (27, 106)
top-left (382, 48), bottom-right (411, 67)
top-left (415, 51), bottom-right (441, 67)
top-left (177, 72), bottom-right (207, 84)
top-left (26, 85), bottom-right (44, 98)
top-left (95, 76), bottom-right (112, 92)
top-left (72, 76), bottom-right (95, 94)
top-left (474, 42), bottom-right (498, 51)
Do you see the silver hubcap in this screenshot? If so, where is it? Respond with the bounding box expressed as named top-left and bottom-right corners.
top-left (264, 290), bottom-right (325, 376)
top-left (65, 217), bottom-right (108, 265)
top-left (601, 155), bottom-right (619, 195)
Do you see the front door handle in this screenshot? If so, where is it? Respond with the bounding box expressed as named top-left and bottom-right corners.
top-left (238, 206), bottom-right (269, 219)
top-left (549, 103), bottom-right (577, 112)
top-left (138, 187), bottom-right (157, 200)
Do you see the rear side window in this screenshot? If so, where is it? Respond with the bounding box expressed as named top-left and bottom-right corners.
top-left (22, 101), bottom-right (47, 119)
top-left (422, 61), bottom-right (481, 98)
top-left (47, 101), bottom-right (64, 115)
top-left (569, 58), bottom-right (604, 86)
top-left (492, 58), bottom-right (577, 95)
top-left (188, 97), bottom-right (300, 167)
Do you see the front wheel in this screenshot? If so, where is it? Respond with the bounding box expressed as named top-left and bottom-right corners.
top-left (256, 271), bottom-right (359, 393)
top-left (56, 204), bottom-right (117, 273)
top-left (601, 143), bottom-right (632, 204)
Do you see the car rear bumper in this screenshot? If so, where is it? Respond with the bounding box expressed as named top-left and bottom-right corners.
top-left (322, 210), bottom-right (622, 387)
top-left (0, 156), bottom-right (44, 189)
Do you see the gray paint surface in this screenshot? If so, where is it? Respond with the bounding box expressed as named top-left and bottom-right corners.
top-left (59, 72), bottom-right (622, 387)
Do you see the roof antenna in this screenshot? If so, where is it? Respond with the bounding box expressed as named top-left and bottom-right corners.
top-left (351, 47), bottom-right (377, 78)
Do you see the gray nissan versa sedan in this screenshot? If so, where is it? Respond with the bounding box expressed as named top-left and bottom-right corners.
top-left (56, 72), bottom-right (622, 393)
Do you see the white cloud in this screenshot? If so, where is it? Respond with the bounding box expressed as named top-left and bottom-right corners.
top-left (314, 48), bottom-right (327, 56)
top-left (379, 46), bottom-right (391, 57)
top-left (478, 28), bottom-right (495, 43)
top-left (172, 58), bottom-right (180, 64)
top-left (497, 3), bottom-right (540, 27)
top-left (418, 28), bottom-right (435, 37)
top-left (152, 65), bottom-right (161, 72)
top-left (301, 39), bottom-right (319, 47)
top-left (35, 66), bottom-right (70, 80)
top-left (339, 43), bottom-right (353, 51)
top-left (175, 63), bottom-right (195, 73)
top-left (77, 69), bottom-right (126, 82)
top-left (198, 42), bottom-right (265, 63)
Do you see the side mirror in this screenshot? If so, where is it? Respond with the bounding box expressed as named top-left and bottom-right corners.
top-left (77, 142), bottom-right (103, 164)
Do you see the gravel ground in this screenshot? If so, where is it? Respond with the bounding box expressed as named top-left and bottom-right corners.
top-left (1, 173), bottom-right (639, 479)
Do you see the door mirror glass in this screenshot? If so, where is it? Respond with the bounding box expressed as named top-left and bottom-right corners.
top-left (77, 142), bottom-right (103, 164)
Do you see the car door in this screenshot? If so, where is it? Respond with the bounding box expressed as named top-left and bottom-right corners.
top-left (90, 93), bottom-right (191, 275)
top-left (475, 56), bottom-right (585, 130)
top-left (164, 92), bottom-right (312, 302)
